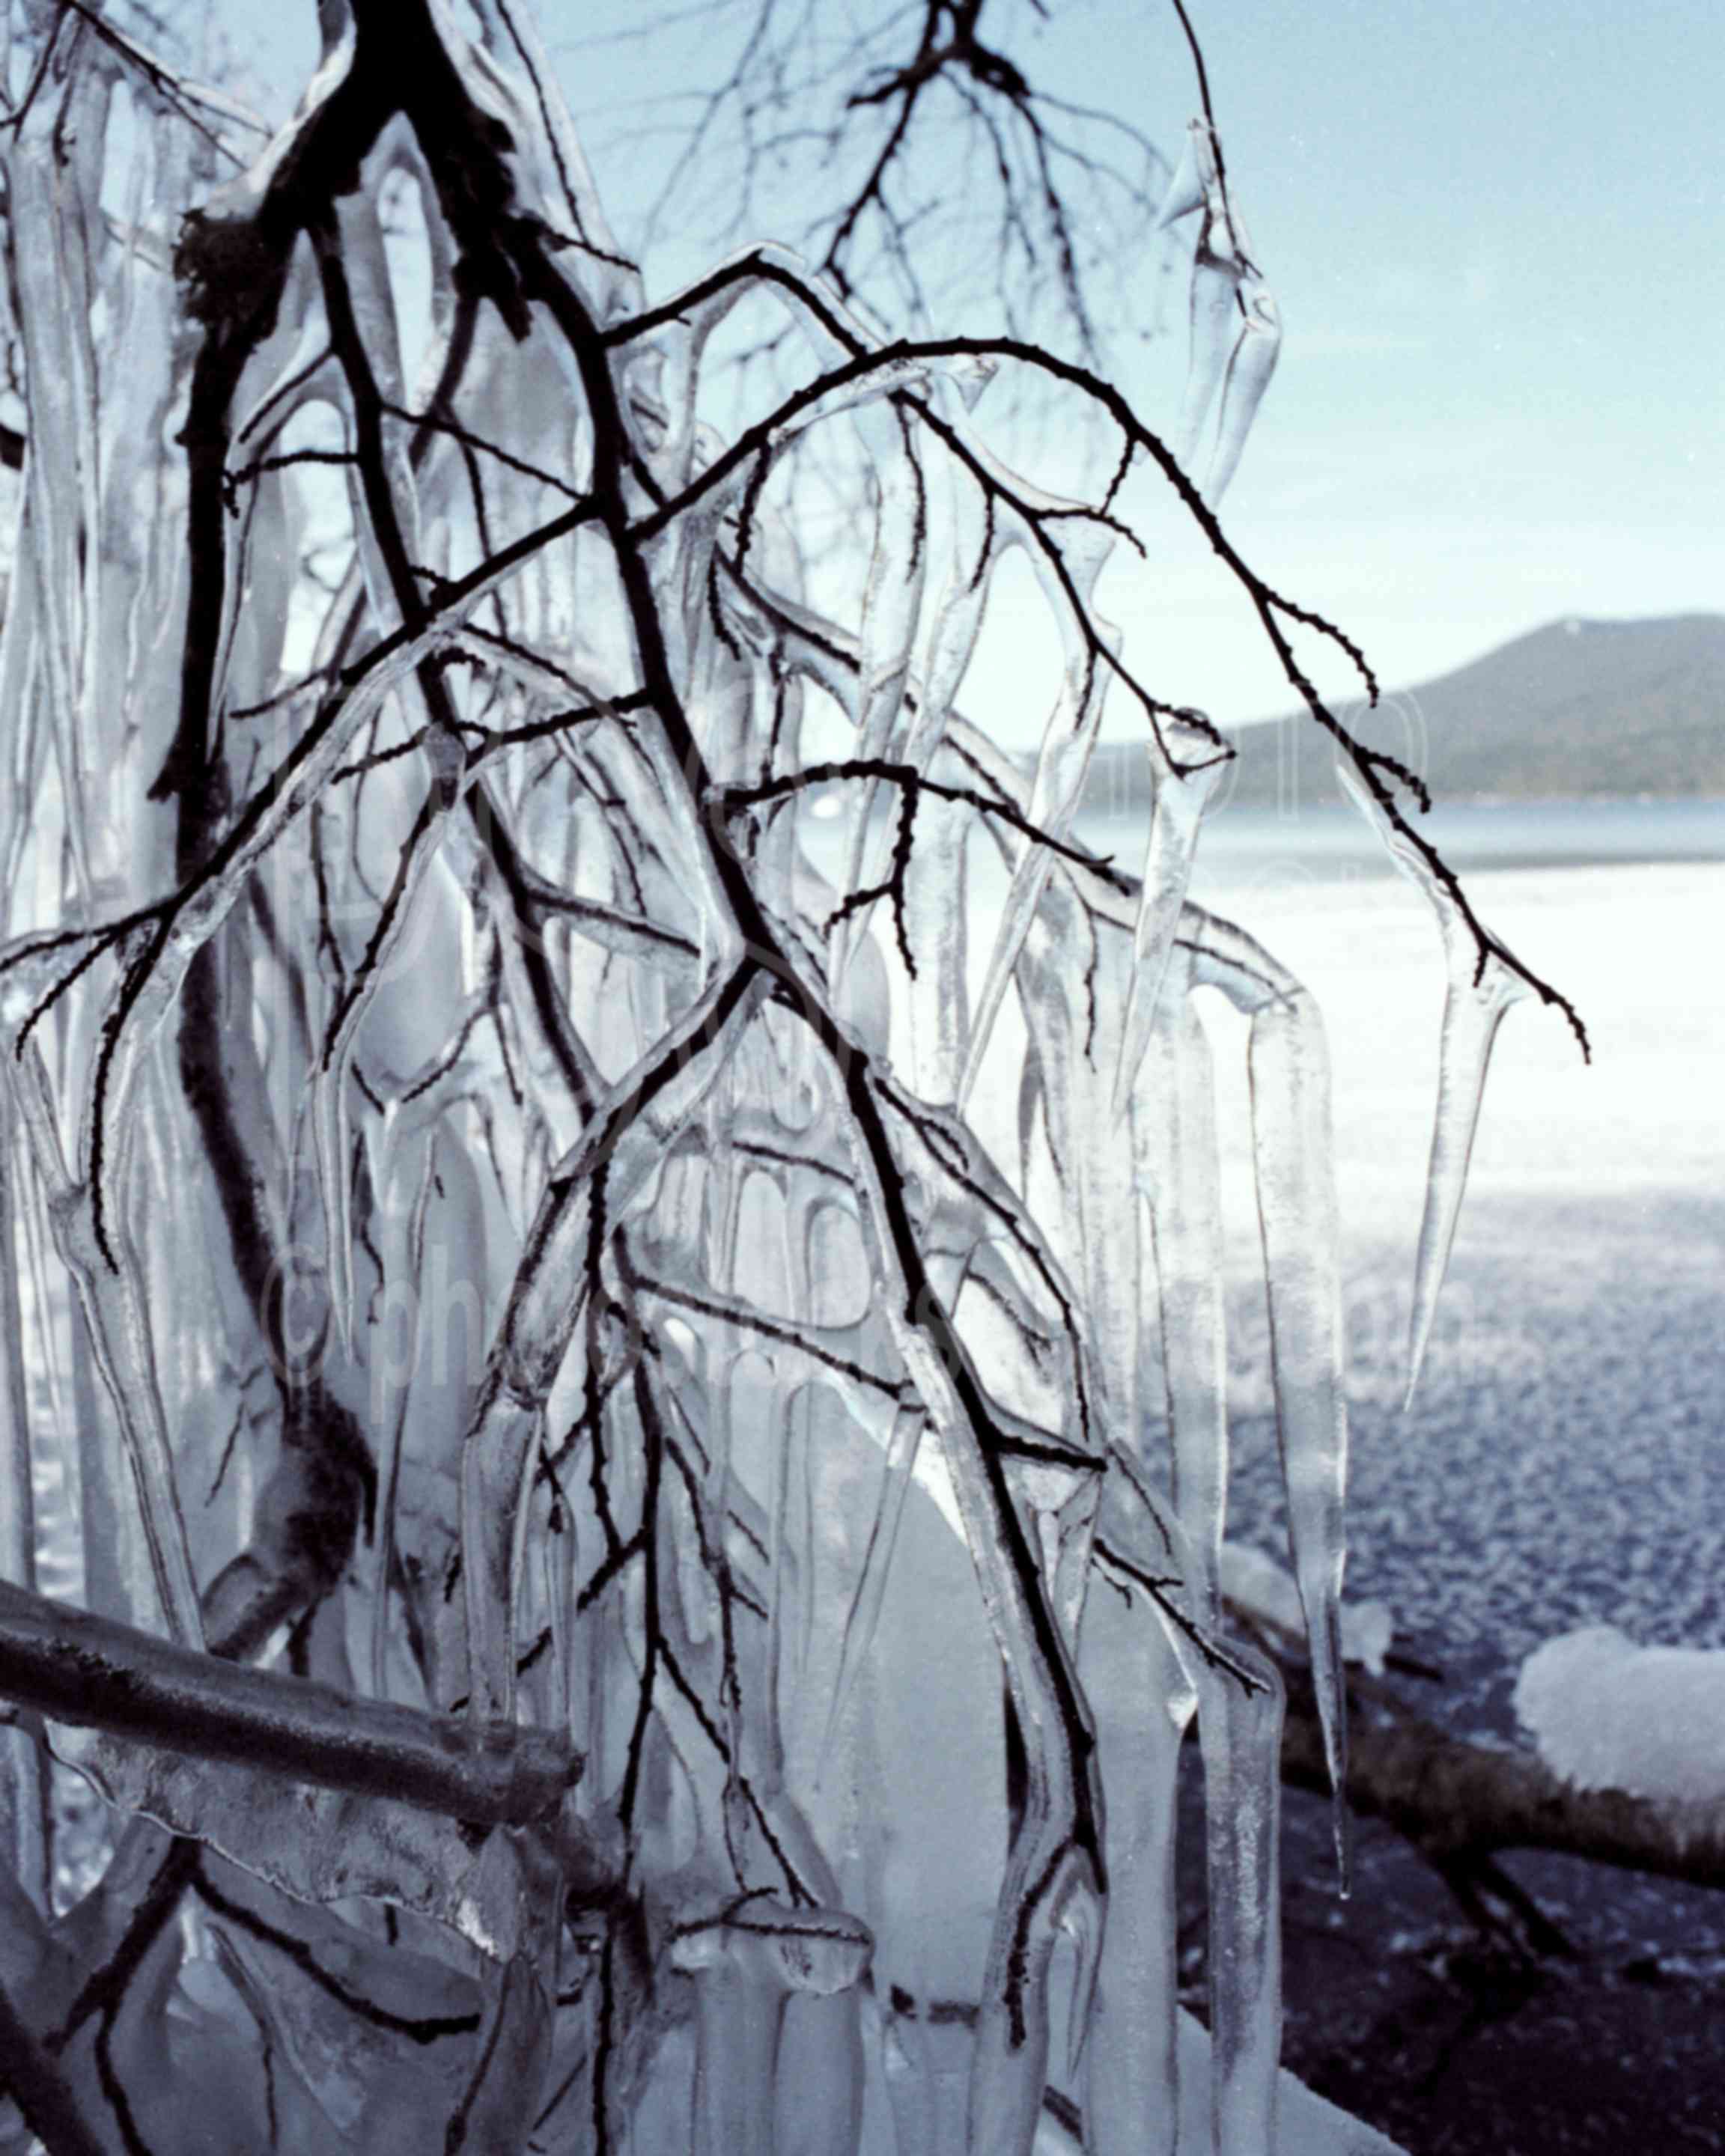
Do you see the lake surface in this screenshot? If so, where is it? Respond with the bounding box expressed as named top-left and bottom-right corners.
top-left (1084, 795), bottom-right (1725, 899)
top-left (803, 794), bottom-right (1724, 1227)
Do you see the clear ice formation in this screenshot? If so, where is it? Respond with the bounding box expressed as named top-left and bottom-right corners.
top-left (0, 7), bottom-right (1486, 2152)
top-left (1155, 118), bottom-right (1283, 505)
top-left (1336, 761), bottom-right (1533, 1405)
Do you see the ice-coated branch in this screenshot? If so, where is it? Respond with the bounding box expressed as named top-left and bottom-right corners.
top-left (654, 268), bottom-right (1583, 1068)
top-left (621, 0), bottom-right (1171, 368)
top-left (0, 4), bottom-right (1590, 2150)
top-left (0, 1579), bottom-right (579, 1829)
top-left (717, 756), bottom-right (1111, 871)
top-left (459, 962), bottom-right (766, 1720)
top-left (500, 208), bottom-right (1118, 2149)
top-left (1335, 761), bottom-right (1539, 1404)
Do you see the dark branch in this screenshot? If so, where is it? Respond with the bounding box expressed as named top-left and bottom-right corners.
top-left (0, 1580), bottom-right (580, 1827)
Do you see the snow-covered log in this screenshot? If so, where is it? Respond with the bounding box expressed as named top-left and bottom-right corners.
top-left (1279, 1649), bottom-right (1725, 1904)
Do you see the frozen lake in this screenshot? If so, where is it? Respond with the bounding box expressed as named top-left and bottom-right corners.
top-left (1180, 847), bottom-right (1723, 1234)
top-left (1176, 793), bottom-right (1725, 881)
top-left (880, 794), bottom-right (1724, 1236)
top-left (1172, 841), bottom-right (1725, 1699)
top-left (945, 800), bottom-right (1725, 1684)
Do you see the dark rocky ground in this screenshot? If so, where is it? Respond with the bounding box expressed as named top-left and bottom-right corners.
top-left (1175, 1770), bottom-right (1725, 2155)
top-left (1193, 1187), bottom-right (1725, 2154)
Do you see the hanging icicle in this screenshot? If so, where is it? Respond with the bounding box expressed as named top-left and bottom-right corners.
top-left (0, 5), bottom-right (1580, 2150)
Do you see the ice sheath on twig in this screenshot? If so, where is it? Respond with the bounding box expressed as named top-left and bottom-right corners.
top-left (1336, 761), bottom-right (1533, 1405)
top-left (0, 3), bottom-right (1578, 2149)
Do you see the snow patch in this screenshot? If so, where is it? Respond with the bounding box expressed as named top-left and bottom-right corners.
top-left (1515, 1624), bottom-right (1725, 1803)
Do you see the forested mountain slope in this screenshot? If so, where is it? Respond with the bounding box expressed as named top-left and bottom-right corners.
top-left (1078, 615), bottom-right (1725, 814)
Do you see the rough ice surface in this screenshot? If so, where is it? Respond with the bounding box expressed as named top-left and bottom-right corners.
top-left (1515, 1627), bottom-right (1725, 1805)
top-left (0, 7), bottom-right (1470, 2154)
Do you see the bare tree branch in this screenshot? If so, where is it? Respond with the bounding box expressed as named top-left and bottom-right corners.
top-left (0, 1580), bottom-right (580, 1829)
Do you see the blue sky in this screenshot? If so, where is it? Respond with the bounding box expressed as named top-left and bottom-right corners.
top-left (1101, 0), bottom-right (1725, 725)
top-left (237, 0), bottom-right (1722, 733)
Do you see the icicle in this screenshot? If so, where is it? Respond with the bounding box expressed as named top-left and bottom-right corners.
top-left (1192, 1642), bottom-right (1285, 2156)
top-left (1082, 1573), bottom-right (1196, 2156)
top-left (779, 1371), bottom-right (829, 1750)
top-left (1154, 117), bottom-right (1213, 233)
top-left (314, 746), bottom-right (466, 1357)
top-left (1113, 710), bottom-right (1227, 1118)
top-left (967, 1841), bottom-right (1098, 2156)
top-left (834, 1068), bottom-right (1101, 2156)
top-left (901, 446), bottom-right (992, 776)
top-left (1006, 1053), bottom-right (1041, 1242)
top-left (1246, 984), bottom-right (1349, 1886)
top-left (1094, 1452), bottom-right (1284, 2156)
top-left (1038, 878), bottom-right (1139, 1440)
top-left (1132, 954), bottom-right (1228, 1618)
top-left (1334, 763), bottom-right (1534, 1404)
top-left (1179, 908), bottom-right (1350, 1881)
top-left (1157, 121), bottom-right (1231, 460)
top-left (742, 1356), bottom-right (807, 1861)
top-left (1045, 1464), bottom-right (1104, 1664)
top-left (1176, 247), bottom-right (1241, 476)
top-left (0, 514), bottom-right (42, 908)
top-left (13, 1143), bottom-right (73, 1580)
top-left (778, 1991), bottom-right (868, 2156)
top-left (670, 1899), bottom-right (871, 2156)
top-left (7, 1044), bottom-right (203, 1648)
top-left (1155, 118), bottom-right (1281, 505)
top-left (902, 787), bottom-right (971, 1104)
top-left (0, 1082), bottom-right (47, 1911)
top-left (1202, 281), bottom-right (1281, 508)
top-left (4, 70), bottom-right (110, 906)
top-left (1406, 960), bottom-right (1525, 1402)
top-left (371, 1130), bottom-right (437, 1702)
top-left (817, 1400), bottom-right (924, 1784)
top-left (1008, 900), bottom-right (1085, 1289)
top-left (958, 508), bottom-right (1120, 1112)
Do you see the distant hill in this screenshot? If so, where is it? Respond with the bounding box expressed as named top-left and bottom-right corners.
top-left (1076, 614), bottom-right (1725, 817)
